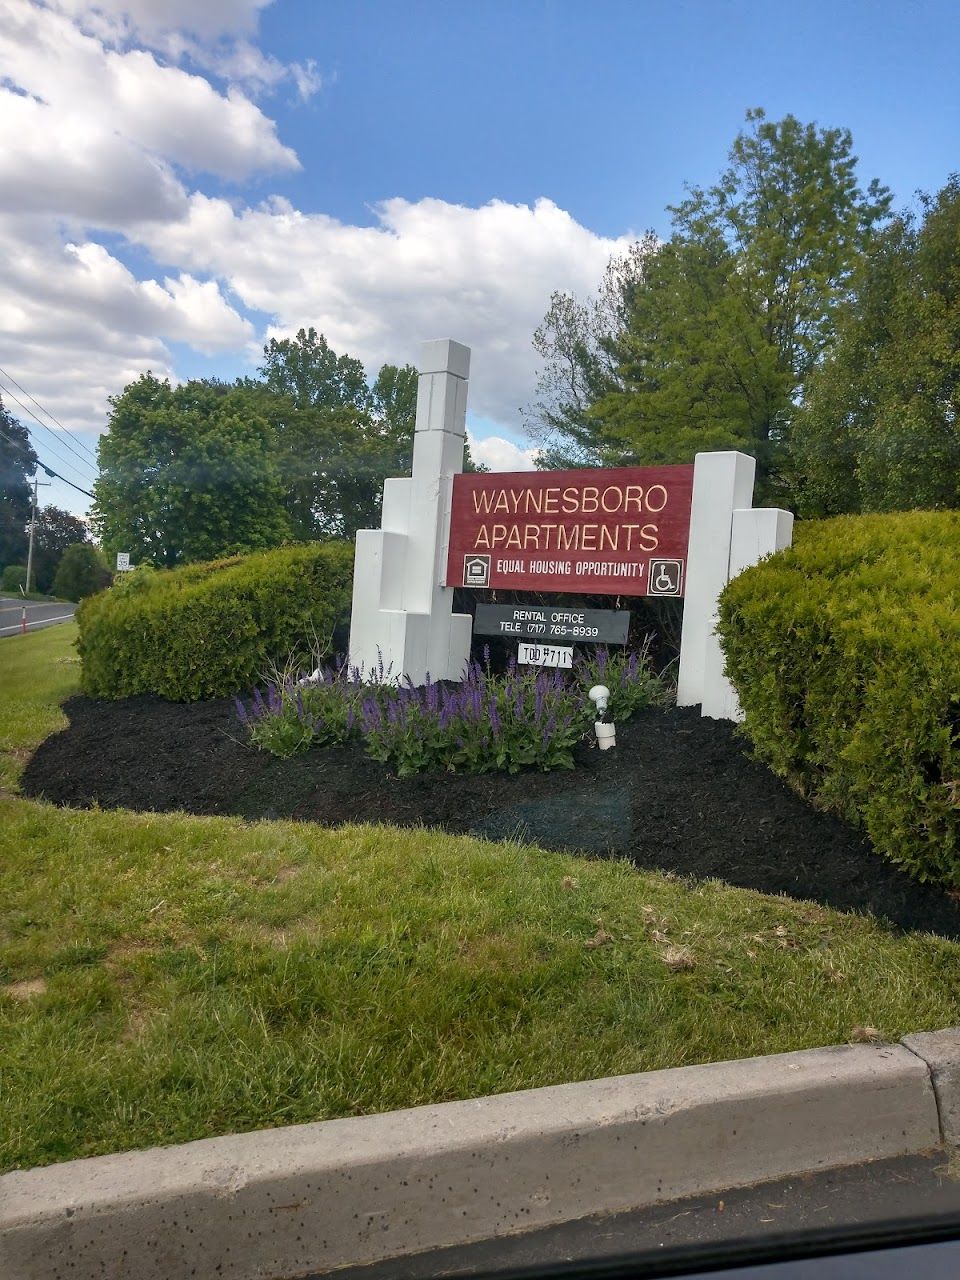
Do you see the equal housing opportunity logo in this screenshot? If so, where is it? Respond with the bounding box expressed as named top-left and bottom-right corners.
top-left (463, 554), bottom-right (490, 587)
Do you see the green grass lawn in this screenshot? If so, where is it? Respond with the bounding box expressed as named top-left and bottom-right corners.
top-left (3, 624), bottom-right (960, 1174)
top-left (0, 622), bottom-right (80, 791)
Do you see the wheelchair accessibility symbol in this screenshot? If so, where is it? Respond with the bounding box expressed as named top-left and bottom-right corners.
top-left (647, 558), bottom-right (683, 597)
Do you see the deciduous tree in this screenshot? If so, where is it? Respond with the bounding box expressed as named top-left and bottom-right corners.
top-left (526, 241), bottom-right (651, 468)
top-left (31, 505), bottom-right (90, 593)
top-left (256, 337), bottom-right (484, 541)
top-left (259, 327), bottom-right (369, 411)
top-left (52, 543), bottom-right (111, 601)
top-left (93, 376), bottom-right (290, 566)
top-left (529, 110), bottom-right (891, 498)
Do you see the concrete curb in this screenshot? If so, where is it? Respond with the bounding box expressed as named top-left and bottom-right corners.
top-left (0, 1036), bottom-right (949, 1280)
top-left (903, 1027), bottom-right (960, 1144)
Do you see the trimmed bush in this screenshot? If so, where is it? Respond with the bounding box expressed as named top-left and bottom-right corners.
top-left (717, 512), bottom-right (960, 888)
top-left (2, 565), bottom-right (27, 592)
top-left (77, 542), bottom-right (354, 701)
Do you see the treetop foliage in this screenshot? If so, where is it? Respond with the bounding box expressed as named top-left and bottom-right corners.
top-left (31, 505), bottom-right (91, 594)
top-left (94, 375), bottom-right (290, 567)
top-left (790, 175), bottom-right (960, 515)
top-left (529, 108), bottom-right (901, 505)
top-left (259, 327), bottom-right (370, 412)
top-left (93, 328), bottom-right (484, 567)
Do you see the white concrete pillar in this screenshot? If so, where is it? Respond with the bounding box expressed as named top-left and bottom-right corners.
top-left (699, 507), bottom-right (794, 721)
top-left (729, 507), bottom-right (794, 580)
top-left (347, 340), bottom-right (473, 685)
top-left (699, 506), bottom-right (796, 721)
top-left (676, 452), bottom-right (756, 707)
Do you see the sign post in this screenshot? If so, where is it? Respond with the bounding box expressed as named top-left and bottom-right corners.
top-left (347, 340), bottom-right (472, 685)
top-left (348, 339), bottom-right (794, 720)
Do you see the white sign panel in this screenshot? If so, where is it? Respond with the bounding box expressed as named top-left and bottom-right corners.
top-left (115, 553), bottom-right (131, 572)
top-left (517, 643), bottom-right (573, 668)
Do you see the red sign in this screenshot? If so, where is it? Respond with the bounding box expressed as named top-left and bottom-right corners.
top-left (445, 464), bottom-right (694, 597)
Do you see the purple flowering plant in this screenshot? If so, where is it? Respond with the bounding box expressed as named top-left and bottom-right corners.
top-left (236, 656), bottom-right (382, 759)
top-left (238, 643), bottom-right (662, 775)
top-left (360, 652), bottom-right (586, 776)
top-left (574, 636), bottom-right (664, 721)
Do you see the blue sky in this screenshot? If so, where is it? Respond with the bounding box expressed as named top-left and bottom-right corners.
top-left (0, 0), bottom-right (957, 516)
top-left (260, 0), bottom-right (958, 234)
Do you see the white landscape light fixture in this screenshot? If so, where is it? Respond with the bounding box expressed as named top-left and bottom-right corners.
top-left (588, 684), bottom-right (610, 716)
top-left (588, 684), bottom-right (616, 750)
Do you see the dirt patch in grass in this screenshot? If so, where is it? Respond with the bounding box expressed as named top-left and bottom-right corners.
top-left (21, 693), bottom-right (960, 939)
top-left (3, 978), bottom-right (47, 1000)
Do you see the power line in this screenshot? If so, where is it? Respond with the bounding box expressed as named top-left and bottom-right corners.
top-left (0, 421), bottom-right (96, 500)
top-left (0, 363), bottom-right (98, 464)
top-left (0, 380), bottom-right (98, 485)
top-left (0, 377), bottom-right (99, 477)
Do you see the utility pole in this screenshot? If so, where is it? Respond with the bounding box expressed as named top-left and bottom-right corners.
top-left (24, 474), bottom-right (51, 596)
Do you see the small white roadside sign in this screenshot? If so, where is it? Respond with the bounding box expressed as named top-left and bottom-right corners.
top-left (116, 553), bottom-right (131, 572)
top-left (517, 643), bottom-right (573, 669)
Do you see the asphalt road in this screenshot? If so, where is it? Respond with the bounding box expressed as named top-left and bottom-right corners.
top-left (320, 1152), bottom-right (960, 1280)
top-left (0, 595), bottom-right (77, 637)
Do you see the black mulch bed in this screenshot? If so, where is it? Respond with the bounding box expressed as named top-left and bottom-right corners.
top-left (21, 695), bottom-right (960, 940)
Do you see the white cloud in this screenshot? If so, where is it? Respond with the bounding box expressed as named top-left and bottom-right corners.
top-left (468, 433), bottom-right (537, 473)
top-left (0, 89), bottom-right (188, 225)
top-left (135, 193), bottom-right (632, 428)
top-left (0, 211), bottom-right (250, 458)
top-left (289, 58), bottom-right (322, 101)
top-left (49, 0), bottom-right (322, 101)
top-left (0, 1), bottom-right (299, 192)
top-left (0, 2), bottom-right (632, 518)
top-left (52, 0), bottom-right (271, 43)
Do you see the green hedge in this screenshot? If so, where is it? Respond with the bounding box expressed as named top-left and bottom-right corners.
top-left (77, 542), bottom-right (354, 702)
top-left (717, 512), bottom-right (960, 888)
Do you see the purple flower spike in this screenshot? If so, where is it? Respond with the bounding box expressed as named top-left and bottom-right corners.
top-left (362, 698), bottom-right (382, 728)
top-left (488, 700), bottom-right (502, 738)
top-left (234, 696), bottom-right (249, 725)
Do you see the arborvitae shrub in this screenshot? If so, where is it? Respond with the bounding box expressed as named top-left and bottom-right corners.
top-left (77, 542), bottom-right (354, 701)
top-left (718, 512), bottom-right (960, 888)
